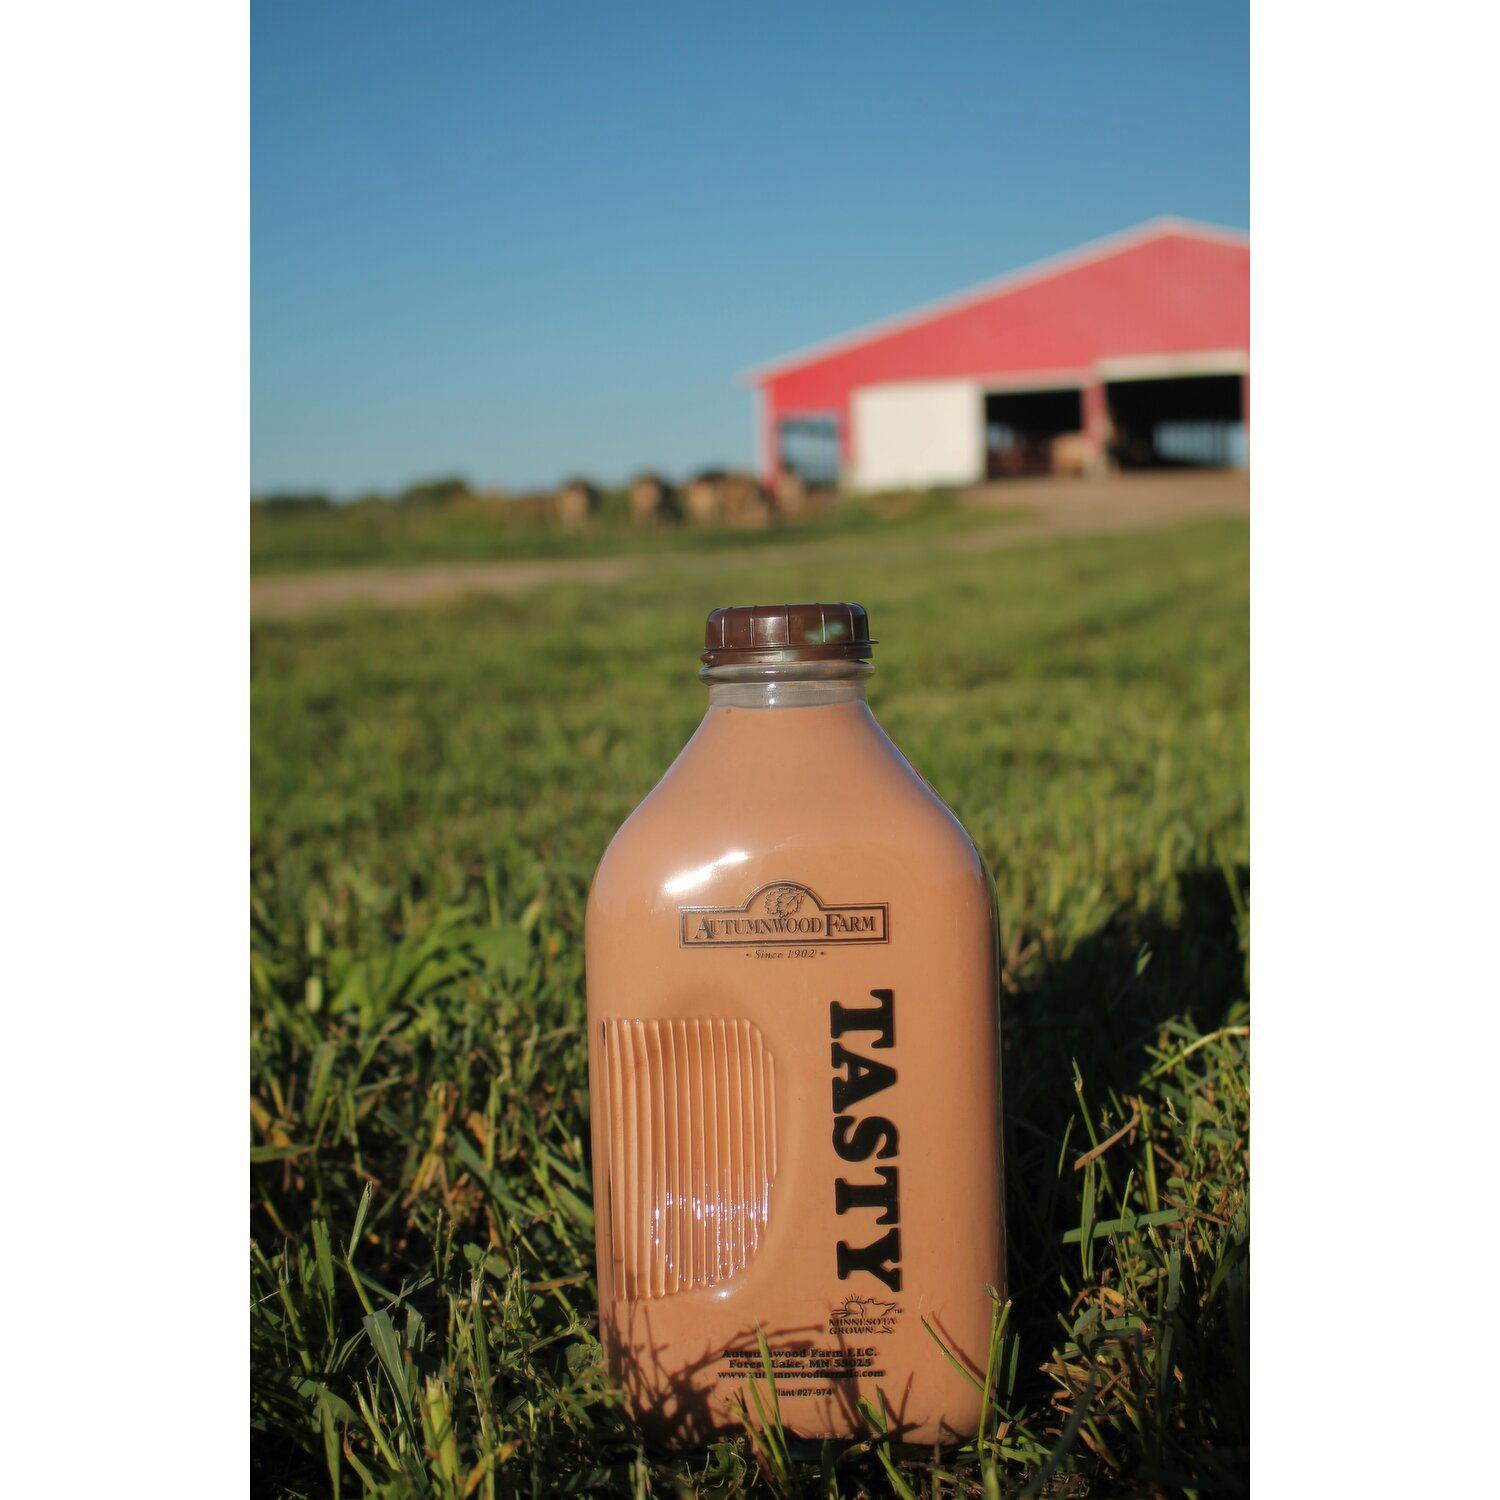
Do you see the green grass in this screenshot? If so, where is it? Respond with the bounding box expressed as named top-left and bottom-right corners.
top-left (250, 488), bottom-right (1016, 574)
top-left (251, 517), bottom-right (1249, 1496)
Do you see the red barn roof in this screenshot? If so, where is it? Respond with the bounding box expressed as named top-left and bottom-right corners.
top-left (745, 218), bottom-right (1249, 414)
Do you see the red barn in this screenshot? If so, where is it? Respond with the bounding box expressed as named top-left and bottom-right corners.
top-left (743, 217), bottom-right (1248, 491)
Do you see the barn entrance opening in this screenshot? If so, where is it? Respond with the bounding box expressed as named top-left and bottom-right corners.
top-left (1104, 374), bottom-right (1245, 469)
top-left (984, 388), bottom-right (1084, 477)
top-left (777, 416), bottom-right (841, 487)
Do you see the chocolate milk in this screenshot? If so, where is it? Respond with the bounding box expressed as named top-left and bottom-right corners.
top-left (585, 603), bottom-right (1003, 1446)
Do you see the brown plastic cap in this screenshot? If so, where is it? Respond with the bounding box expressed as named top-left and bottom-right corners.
top-left (701, 602), bottom-right (875, 666)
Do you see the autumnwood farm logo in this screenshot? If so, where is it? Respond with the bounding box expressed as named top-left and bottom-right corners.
top-left (678, 882), bottom-right (889, 948)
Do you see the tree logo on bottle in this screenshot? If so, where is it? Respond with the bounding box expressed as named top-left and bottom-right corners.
top-left (763, 885), bottom-right (805, 917)
top-left (679, 881), bottom-right (889, 947)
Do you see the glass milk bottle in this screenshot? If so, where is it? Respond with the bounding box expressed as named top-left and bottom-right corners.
top-left (585, 603), bottom-right (1004, 1446)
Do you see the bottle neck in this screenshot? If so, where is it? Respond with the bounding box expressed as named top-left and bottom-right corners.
top-left (701, 660), bottom-right (872, 710)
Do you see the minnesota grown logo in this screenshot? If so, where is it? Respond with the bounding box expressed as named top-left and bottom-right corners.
top-left (828, 1293), bottom-right (902, 1335)
top-left (679, 882), bottom-right (889, 948)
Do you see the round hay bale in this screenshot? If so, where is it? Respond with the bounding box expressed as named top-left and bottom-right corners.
top-left (555, 479), bottom-right (600, 527)
top-left (682, 470), bottom-right (772, 526)
top-left (773, 470), bottom-right (810, 516)
top-left (1050, 432), bottom-right (1101, 478)
top-left (719, 472), bottom-right (773, 528)
top-left (628, 472), bottom-right (678, 524)
top-left (684, 472), bottom-right (724, 524)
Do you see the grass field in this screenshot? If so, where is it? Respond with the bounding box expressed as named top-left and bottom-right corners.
top-left (250, 489), bottom-right (1019, 574)
top-left (251, 516), bottom-right (1249, 1497)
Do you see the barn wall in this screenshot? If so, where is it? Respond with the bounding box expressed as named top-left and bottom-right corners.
top-left (752, 226), bottom-right (1249, 485)
top-left (851, 380), bottom-right (984, 490)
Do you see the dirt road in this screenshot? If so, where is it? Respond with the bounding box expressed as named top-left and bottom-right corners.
top-left (251, 470), bottom-right (1248, 618)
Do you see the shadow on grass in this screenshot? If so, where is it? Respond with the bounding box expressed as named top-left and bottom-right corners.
top-left (1000, 864), bottom-right (1251, 1494)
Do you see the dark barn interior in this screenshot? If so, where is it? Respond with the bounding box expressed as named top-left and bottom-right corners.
top-left (1106, 373), bottom-right (1245, 468)
top-left (777, 416), bottom-right (841, 485)
top-left (985, 388), bottom-right (1084, 476)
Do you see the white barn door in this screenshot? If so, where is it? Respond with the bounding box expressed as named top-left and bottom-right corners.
top-left (850, 380), bottom-right (984, 491)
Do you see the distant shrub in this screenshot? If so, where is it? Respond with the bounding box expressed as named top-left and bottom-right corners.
top-left (253, 491), bottom-right (332, 514)
top-left (396, 476), bottom-right (471, 508)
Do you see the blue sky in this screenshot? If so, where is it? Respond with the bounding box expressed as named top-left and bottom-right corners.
top-left (252, 1), bottom-right (1247, 496)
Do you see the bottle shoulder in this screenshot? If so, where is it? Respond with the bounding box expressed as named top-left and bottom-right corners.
top-left (589, 715), bottom-right (988, 914)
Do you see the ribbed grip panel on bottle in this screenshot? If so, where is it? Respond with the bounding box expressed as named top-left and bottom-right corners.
top-left (598, 1017), bottom-right (778, 1300)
